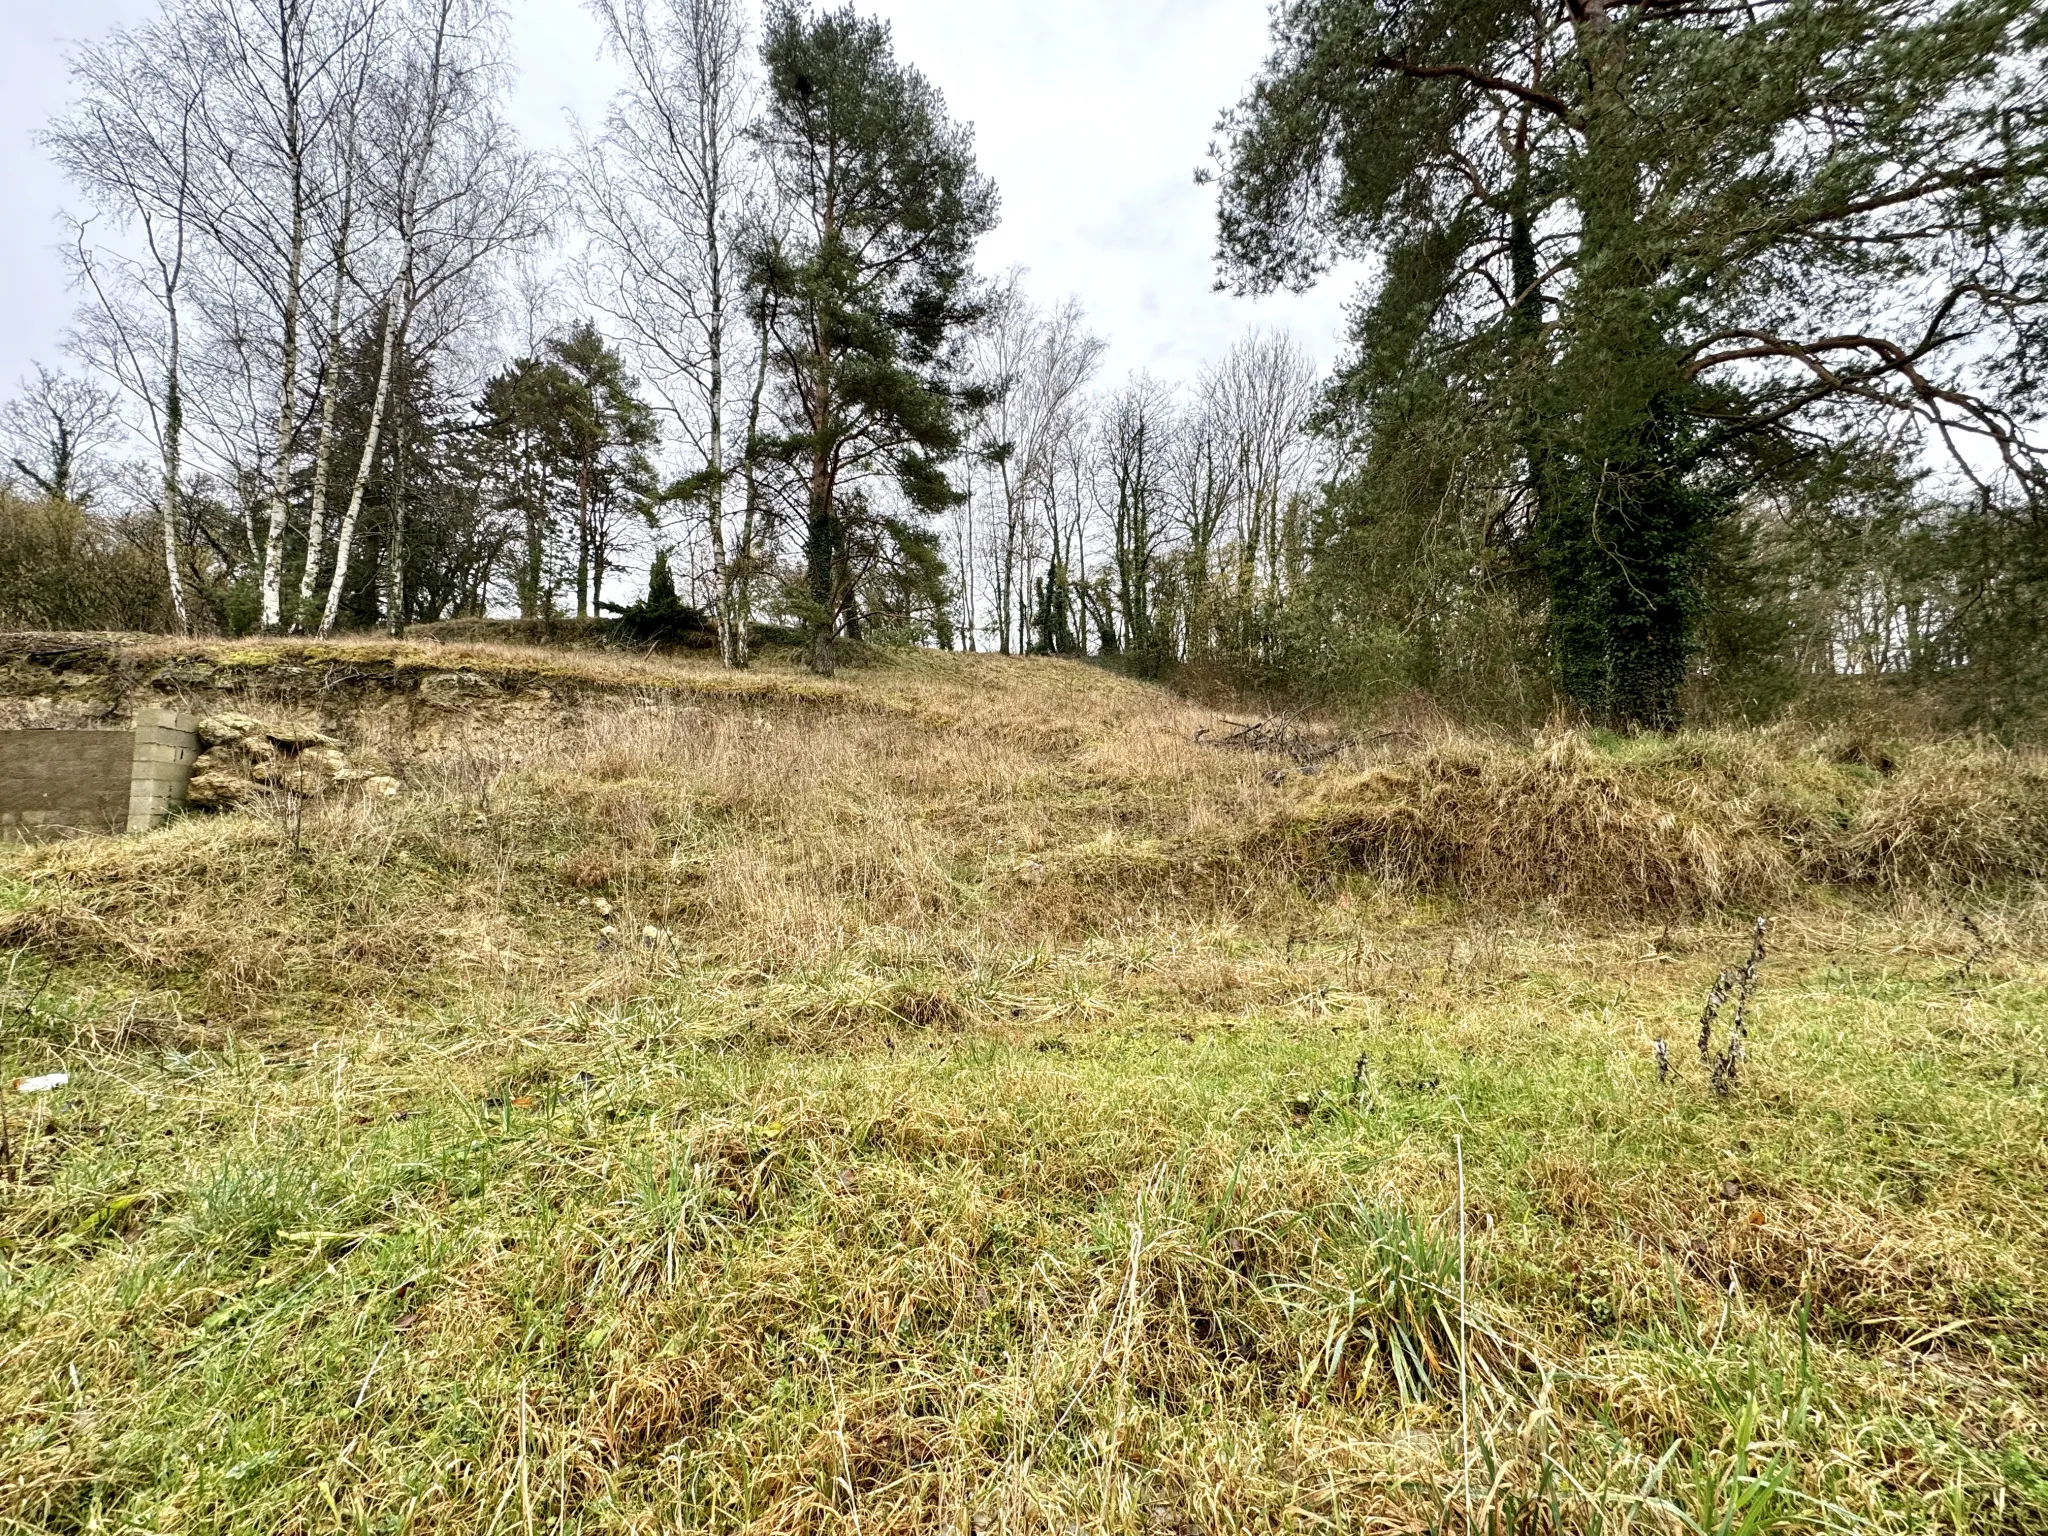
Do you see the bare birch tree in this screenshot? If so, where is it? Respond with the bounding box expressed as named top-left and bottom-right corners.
top-left (573, 0), bottom-right (763, 664)
top-left (163, 0), bottom-right (377, 632)
top-left (966, 278), bottom-right (1104, 652)
top-left (318, 0), bottom-right (543, 636)
top-left (293, 52), bottom-right (375, 629)
top-left (46, 19), bottom-right (204, 632)
top-left (1198, 329), bottom-right (1319, 658)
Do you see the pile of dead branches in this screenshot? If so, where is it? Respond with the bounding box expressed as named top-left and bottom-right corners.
top-left (1195, 716), bottom-right (1357, 769)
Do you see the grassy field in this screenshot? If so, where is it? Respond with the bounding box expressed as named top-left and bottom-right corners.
top-left (0, 642), bottom-right (2043, 1534)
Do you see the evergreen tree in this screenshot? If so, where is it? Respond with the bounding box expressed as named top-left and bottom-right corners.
top-left (605, 546), bottom-right (712, 645)
top-left (850, 515), bottom-right (955, 648)
top-left (547, 321), bottom-right (659, 619)
top-left (1212, 0), bottom-right (2048, 727)
top-left (478, 356), bottom-right (583, 619)
top-left (750, 2), bottom-right (998, 674)
top-left (476, 327), bottom-right (657, 623)
top-left (321, 329), bottom-right (510, 630)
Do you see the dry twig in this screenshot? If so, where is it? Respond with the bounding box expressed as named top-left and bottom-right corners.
top-left (1702, 917), bottom-right (1769, 1096)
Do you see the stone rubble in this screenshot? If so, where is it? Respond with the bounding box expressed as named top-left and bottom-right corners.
top-left (185, 714), bottom-right (403, 810)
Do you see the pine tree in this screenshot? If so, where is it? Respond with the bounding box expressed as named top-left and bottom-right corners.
top-left (478, 356), bottom-right (582, 620)
top-left (750, 3), bottom-right (998, 675)
top-left (477, 328), bottom-right (656, 623)
top-left (547, 322), bottom-right (659, 620)
top-left (605, 547), bottom-right (710, 645)
top-left (1211, 0), bottom-right (2048, 727)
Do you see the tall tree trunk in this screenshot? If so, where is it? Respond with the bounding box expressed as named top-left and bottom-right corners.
top-left (804, 316), bottom-right (837, 674)
top-left (319, 296), bottom-right (397, 637)
top-left (806, 447), bottom-right (836, 675)
top-left (575, 453), bottom-right (592, 619)
top-left (1235, 455), bottom-right (1259, 657)
top-left (995, 468), bottom-right (1022, 655)
top-left (960, 481), bottom-right (976, 650)
top-left (259, 108), bottom-right (308, 633)
top-left (385, 403), bottom-right (409, 637)
top-left (704, 163), bottom-right (732, 667)
top-left (296, 260), bottom-right (350, 630)
top-left (1506, 131), bottom-right (1596, 710)
top-left (296, 189), bottom-right (355, 631)
top-left (731, 302), bottom-right (773, 669)
top-left (523, 477), bottom-right (545, 620)
top-left (161, 298), bottom-right (190, 635)
top-left (833, 514), bottom-right (859, 642)
top-left (1558, 0), bottom-right (1695, 729)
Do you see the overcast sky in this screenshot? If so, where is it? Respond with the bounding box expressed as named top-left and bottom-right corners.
top-left (0, 0), bottom-right (1357, 408)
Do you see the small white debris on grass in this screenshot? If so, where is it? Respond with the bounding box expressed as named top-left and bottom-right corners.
top-left (14, 1072), bottom-right (69, 1095)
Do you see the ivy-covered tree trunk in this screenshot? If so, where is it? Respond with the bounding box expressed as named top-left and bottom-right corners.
top-left (1549, 0), bottom-right (1697, 730)
top-left (160, 283), bottom-right (190, 637)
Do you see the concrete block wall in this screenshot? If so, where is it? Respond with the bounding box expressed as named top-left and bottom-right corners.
top-left (0, 708), bottom-right (200, 841)
top-left (0, 731), bottom-right (134, 838)
top-left (127, 708), bottom-right (200, 833)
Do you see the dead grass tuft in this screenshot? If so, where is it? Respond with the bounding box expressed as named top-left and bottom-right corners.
top-left (0, 901), bottom-right (118, 962)
top-left (1270, 729), bottom-right (2048, 913)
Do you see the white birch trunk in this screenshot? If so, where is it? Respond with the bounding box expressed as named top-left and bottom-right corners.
top-left (318, 295), bottom-right (398, 637)
top-left (161, 299), bottom-right (190, 636)
top-left (259, 125), bottom-right (309, 633)
top-left (296, 274), bottom-right (348, 630)
top-left (731, 300), bottom-right (773, 667)
top-left (296, 193), bottom-right (355, 630)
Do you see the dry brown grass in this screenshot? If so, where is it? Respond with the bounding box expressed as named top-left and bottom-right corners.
top-left (0, 642), bottom-right (2043, 1533)
top-left (1270, 726), bottom-right (2048, 914)
top-left (2, 643), bottom-right (2042, 1028)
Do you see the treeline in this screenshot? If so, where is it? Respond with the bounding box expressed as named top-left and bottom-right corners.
top-left (945, 302), bottom-right (1321, 673)
top-left (952, 289), bottom-right (2045, 735)
top-left (2, 0), bottom-right (2044, 730)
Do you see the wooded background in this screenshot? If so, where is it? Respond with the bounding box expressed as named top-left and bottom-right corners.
top-left (2, 0), bottom-right (2042, 731)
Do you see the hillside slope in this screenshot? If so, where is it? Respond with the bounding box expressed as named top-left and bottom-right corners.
top-left (0, 640), bottom-right (2043, 1533)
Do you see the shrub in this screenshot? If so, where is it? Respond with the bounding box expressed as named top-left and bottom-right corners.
top-left (0, 488), bottom-right (173, 631)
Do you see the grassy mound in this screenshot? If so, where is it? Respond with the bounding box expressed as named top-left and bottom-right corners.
top-left (1272, 729), bottom-right (2048, 913)
top-left (0, 642), bottom-right (2042, 1533)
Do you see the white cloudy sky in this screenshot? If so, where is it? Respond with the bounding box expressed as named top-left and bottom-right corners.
top-left (0, 0), bottom-right (1358, 405)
